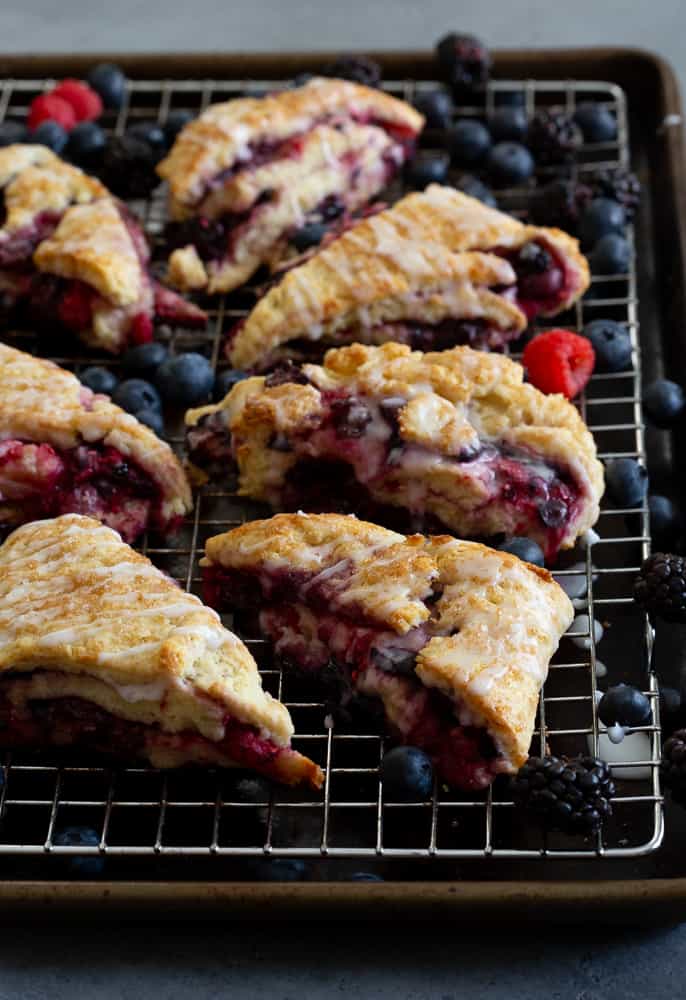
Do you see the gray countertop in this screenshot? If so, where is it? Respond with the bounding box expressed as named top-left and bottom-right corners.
top-left (0, 0), bottom-right (684, 995)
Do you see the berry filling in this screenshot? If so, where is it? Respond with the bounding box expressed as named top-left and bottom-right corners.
top-left (202, 566), bottom-right (506, 791)
top-left (0, 439), bottom-right (168, 542)
top-left (499, 239), bottom-right (574, 320)
top-left (0, 210), bottom-right (63, 266)
top-left (0, 688), bottom-right (313, 786)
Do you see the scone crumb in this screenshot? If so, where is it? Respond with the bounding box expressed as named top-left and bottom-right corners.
top-left (167, 245), bottom-right (208, 291)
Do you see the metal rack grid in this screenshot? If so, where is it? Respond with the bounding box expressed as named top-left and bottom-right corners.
top-left (0, 72), bottom-right (663, 864)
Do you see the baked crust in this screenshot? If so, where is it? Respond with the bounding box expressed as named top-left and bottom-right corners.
top-left (0, 342), bottom-right (192, 526)
top-left (187, 342), bottom-right (604, 552)
top-left (34, 200), bottom-right (143, 307)
top-left (202, 512), bottom-right (574, 771)
top-left (0, 514), bottom-right (322, 787)
top-left (0, 144), bottom-right (107, 233)
top-left (228, 184), bottom-right (590, 369)
top-left (157, 77), bottom-right (424, 217)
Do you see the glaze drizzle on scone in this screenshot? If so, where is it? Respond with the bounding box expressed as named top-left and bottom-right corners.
top-left (158, 77), bottom-right (424, 294)
top-left (226, 185), bottom-right (590, 370)
top-left (201, 513), bottom-right (574, 790)
top-left (186, 343), bottom-right (604, 560)
top-left (0, 514), bottom-right (322, 788)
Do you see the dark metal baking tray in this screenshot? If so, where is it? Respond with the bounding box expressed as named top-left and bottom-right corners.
top-left (0, 46), bottom-right (685, 918)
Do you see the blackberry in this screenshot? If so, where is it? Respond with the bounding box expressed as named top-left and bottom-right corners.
top-left (530, 178), bottom-right (593, 230)
top-left (633, 552), bottom-right (686, 624)
top-left (99, 135), bottom-right (159, 198)
top-left (322, 54), bottom-right (381, 89)
top-left (661, 729), bottom-right (686, 804)
top-left (435, 33), bottom-right (491, 96)
top-left (590, 167), bottom-right (641, 220)
top-left (165, 216), bottom-right (227, 262)
top-left (512, 754), bottom-right (615, 834)
top-left (528, 109), bottom-right (581, 165)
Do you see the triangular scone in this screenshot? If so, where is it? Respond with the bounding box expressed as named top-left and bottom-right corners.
top-left (157, 77), bottom-right (424, 294)
top-left (186, 342), bottom-right (604, 561)
top-left (0, 515), bottom-right (322, 788)
top-left (201, 513), bottom-right (574, 790)
top-left (0, 343), bottom-right (192, 543)
top-left (226, 184), bottom-right (590, 370)
top-left (0, 144), bottom-right (206, 353)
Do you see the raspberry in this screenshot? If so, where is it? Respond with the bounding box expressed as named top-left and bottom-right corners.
top-left (128, 312), bottom-right (154, 346)
top-left (51, 79), bottom-right (103, 122)
top-left (28, 94), bottom-right (77, 131)
top-left (57, 281), bottom-right (93, 331)
top-left (523, 328), bottom-right (595, 399)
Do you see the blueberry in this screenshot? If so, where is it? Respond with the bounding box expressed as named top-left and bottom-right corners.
top-left (214, 368), bottom-right (248, 401)
top-left (489, 106), bottom-right (528, 142)
top-left (405, 152), bottom-right (449, 189)
top-left (604, 457), bottom-right (648, 508)
top-left (414, 89), bottom-right (453, 128)
top-left (582, 319), bottom-right (632, 373)
top-left (122, 341), bottom-right (169, 377)
top-left (79, 366), bottom-right (118, 395)
top-left (87, 62), bottom-right (127, 110)
top-left (127, 121), bottom-right (167, 154)
top-left (578, 198), bottom-right (625, 247)
top-left (380, 745), bottom-right (433, 800)
top-left (649, 494), bottom-right (681, 549)
top-left (31, 120), bottom-right (68, 153)
top-left (112, 378), bottom-right (162, 414)
top-left (598, 683), bottom-right (651, 728)
top-left (573, 103), bottom-right (617, 143)
top-left (164, 109), bottom-right (194, 144)
top-left (350, 872), bottom-right (384, 881)
top-left (497, 537), bottom-right (545, 567)
top-left (53, 825), bottom-right (104, 877)
top-left (66, 121), bottom-right (107, 166)
top-left (135, 407), bottom-right (165, 436)
top-left (589, 233), bottom-right (631, 275)
top-left (643, 378), bottom-right (685, 428)
top-left (455, 174), bottom-right (497, 207)
top-left (0, 120), bottom-right (28, 146)
top-left (292, 72), bottom-right (314, 88)
top-left (154, 352), bottom-right (215, 407)
top-left (291, 222), bottom-right (328, 253)
top-left (487, 142), bottom-right (534, 187)
top-left (494, 90), bottom-right (526, 108)
top-left (246, 858), bottom-right (307, 882)
top-left (447, 119), bottom-right (491, 166)
top-left (660, 686), bottom-right (683, 738)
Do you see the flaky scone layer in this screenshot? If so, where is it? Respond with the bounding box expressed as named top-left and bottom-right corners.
top-left (227, 184), bottom-right (590, 369)
top-left (157, 77), bottom-right (424, 218)
top-left (202, 512), bottom-right (574, 771)
top-left (0, 515), bottom-right (294, 748)
top-left (0, 343), bottom-right (191, 524)
top-left (188, 342), bottom-right (604, 550)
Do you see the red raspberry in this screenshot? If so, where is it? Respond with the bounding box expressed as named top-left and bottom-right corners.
top-left (523, 328), bottom-right (595, 400)
top-left (52, 79), bottom-right (103, 122)
top-left (128, 312), bottom-right (154, 345)
top-left (28, 93), bottom-right (77, 131)
top-left (58, 282), bottom-right (93, 331)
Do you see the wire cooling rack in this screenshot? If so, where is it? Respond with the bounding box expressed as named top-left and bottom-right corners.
top-left (0, 72), bottom-right (663, 866)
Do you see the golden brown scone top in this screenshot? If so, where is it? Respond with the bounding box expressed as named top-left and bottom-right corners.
top-left (227, 184), bottom-right (590, 368)
top-left (157, 76), bottom-right (424, 216)
top-left (0, 343), bottom-right (191, 522)
top-left (0, 515), bottom-right (297, 747)
top-left (0, 144), bottom-right (107, 234)
top-left (202, 511), bottom-right (574, 770)
top-left (33, 199), bottom-right (144, 306)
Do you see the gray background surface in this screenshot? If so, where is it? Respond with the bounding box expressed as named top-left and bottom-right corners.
top-left (0, 1), bottom-right (685, 996)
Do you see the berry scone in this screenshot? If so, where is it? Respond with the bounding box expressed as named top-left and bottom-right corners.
top-left (0, 514), bottom-right (323, 787)
top-left (0, 343), bottom-right (191, 542)
top-left (226, 184), bottom-right (590, 370)
top-left (0, 144), bottom-right (206, 352)
top-left (157, 77), bottom-right (424, 294)
top-left (201, 513), bottom-right (574, 791)
top-left (186, 343), bottom-right (604, 561)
